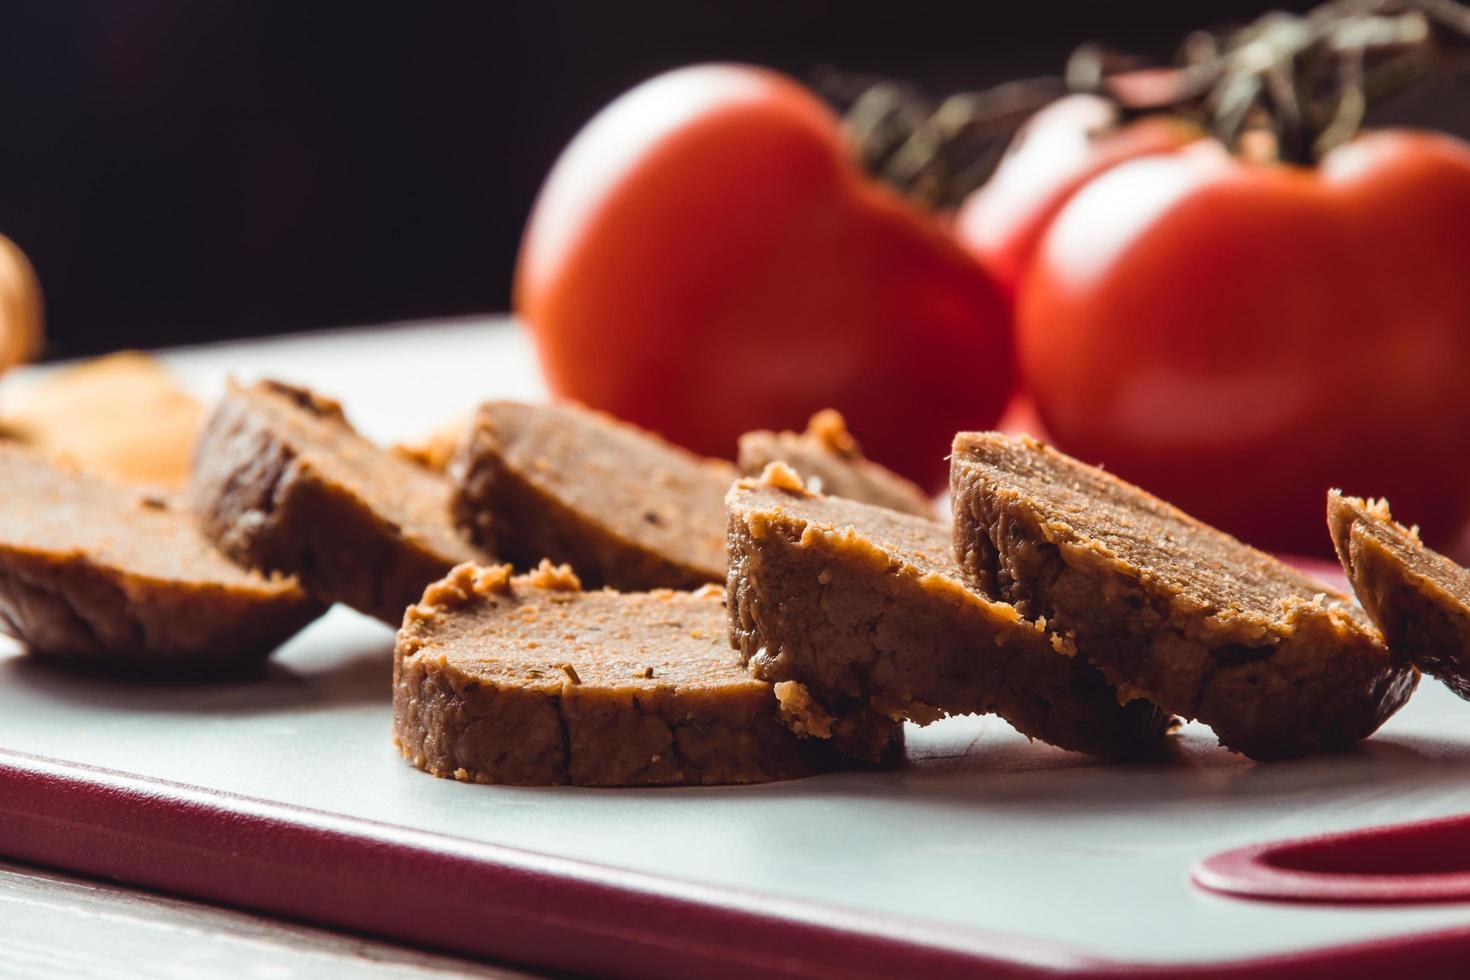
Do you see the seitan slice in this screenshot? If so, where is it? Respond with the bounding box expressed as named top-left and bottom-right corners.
top-left (393, 561), bottom-right (866, 786)
top-left (726, 463), bottom-right (1170, 761)
top-left (1330, 490), bottom-right (1470, 700)
top-left (738, 409), bottom-right (933, 517)
top-left (190, 380), bottom-right (489, 625)
top-left (0, 446), bottom-right (319, 664)
top-left (950, 433), bottom-right (1416, 760)
top-left (450, 401), bottom-right (734, 590)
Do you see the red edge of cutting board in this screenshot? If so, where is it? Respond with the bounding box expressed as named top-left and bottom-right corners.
top-left (4, 748), bottom-right (1470, 979)
top-left (1195, 811), bottom-right (1470, 904)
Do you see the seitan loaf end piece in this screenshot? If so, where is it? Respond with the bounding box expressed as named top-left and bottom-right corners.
top-left (190, 380), bottom-right (489, 625)
top-left (393, 561), bottom-right (859, 786)
top-left (1330, 490), bottom-right (1470, 700)
top-left (450, 401), bottom-right (734, 590)
top-left (0, 446), bottom-right (320, 664)
top-left (737, 409), bottom-right (933, 517)
top-left (726, 463), bottom-right (1170, 761)
top-left (950, 433), bottom-right (1416, 760)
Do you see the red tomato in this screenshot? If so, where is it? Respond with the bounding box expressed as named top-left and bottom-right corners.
top-left (516, 64), bottom-right (1013, 490)
top-left (1018, 131), bottom-right (1470, 554)
top-left (955, 95), bottom-right (1197, 298)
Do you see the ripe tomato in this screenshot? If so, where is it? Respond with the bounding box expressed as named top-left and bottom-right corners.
top-left (516, 64), bottom-right (1014, 490)
top-left (1018, 131), bottom-right (1470, 554)
top-left (955, 95), bottom-right (1197, 298)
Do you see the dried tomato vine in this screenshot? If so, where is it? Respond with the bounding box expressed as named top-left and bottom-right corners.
top-left (825, 0), bottom-right (1470, 208)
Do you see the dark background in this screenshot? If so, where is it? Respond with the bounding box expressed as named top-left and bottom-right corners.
top-left (2, 0), bottom-right (1460, 358)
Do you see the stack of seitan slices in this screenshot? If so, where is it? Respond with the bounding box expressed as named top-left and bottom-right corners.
top-left (726, 462), bottom-right (1171, 760)
top-left (0, 446), bottom-right (320, 665)
top-left (394, 561), bottom-right (868, 786)
top-left (949, 433), bottom-right (1417, 760)
top-left (1330, 490), bottom-right (1470, 701)
top-left (191, 380), bottom-right (490, 625)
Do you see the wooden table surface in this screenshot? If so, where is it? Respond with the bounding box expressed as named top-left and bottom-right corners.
top-left (0, 858), bottom-right (533, 979)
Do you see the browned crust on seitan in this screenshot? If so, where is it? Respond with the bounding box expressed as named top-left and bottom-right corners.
top-left (190, 380), bottom-right (488, 625)
top-left (0, 448), bottom-right (319, 664)
top-left (950, 433), bottom-right (1416, 760)
top-left (737, 409), bottom-right (933, 517)
top-left (726, 464), bottom-right (1170, 761)
top-left (450, 401), bottom-right (733, 590)
top-left (393, 562), bottom-right (860, 786)
top-left (1330, 490), bottom-right (1470, 700)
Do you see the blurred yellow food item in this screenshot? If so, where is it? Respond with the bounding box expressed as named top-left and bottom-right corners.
top-left (1, 352), bottom-right (202, 487)
top-left (0, 234), bottom-right (43, 375)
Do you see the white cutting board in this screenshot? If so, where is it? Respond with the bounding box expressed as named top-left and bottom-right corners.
top-left (4, 317), bottom-right (1470, 969)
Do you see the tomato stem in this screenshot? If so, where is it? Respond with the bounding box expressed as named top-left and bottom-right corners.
top-left (818, 68), bottom-right (1063, 208)
top-left (1107, 0), bottom-right (1470, 164)
top-left (825, 0), bottom-right (1470, 202)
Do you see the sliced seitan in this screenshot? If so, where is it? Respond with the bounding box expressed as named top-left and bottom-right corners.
top-left (450, 401), bottom-right (733, 590)
top-left (1330, 490), bottom-right (1470, 700)
top-left (950, 432), bottom-right (1416, 760)
top-left (190, 380), bottom-right (489, 625)
top-left (393, 561), bottom-right (868, 786)
top-left (726, 463), bottom-right (1170, 761)
top-left (0, 446), bottom-right (319, 664)
top-left (737, 409), bottom-right (933, 517)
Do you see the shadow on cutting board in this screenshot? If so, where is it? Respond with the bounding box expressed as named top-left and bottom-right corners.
top-left (654, 710), bottom-right (1470, 819)
top-left (0, 610), bottom-right (396, 716)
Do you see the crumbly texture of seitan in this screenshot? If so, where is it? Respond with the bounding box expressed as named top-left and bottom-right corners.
top-left (726, 464), bottom-right (1170, 761)
top-left (450, 401), bottom-right (734, 590)
top-left (393, 561), bottom-right (859, 786)
top-left (0, 446), bottom-right (320, 664)
top-left (950, 433), bottom-right (1416, 760)
top-left (738, 409), bottom-right (934, 518)
top-left (392, 415), bottom-right (472, 472)
top-left (190, 380), bottom-right (489, 625)
top-left (1330, 490), bottom-right (1470, 700)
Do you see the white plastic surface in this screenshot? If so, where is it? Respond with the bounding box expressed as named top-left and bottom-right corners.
top-left (4, 318), bottom-right (1470, 966)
